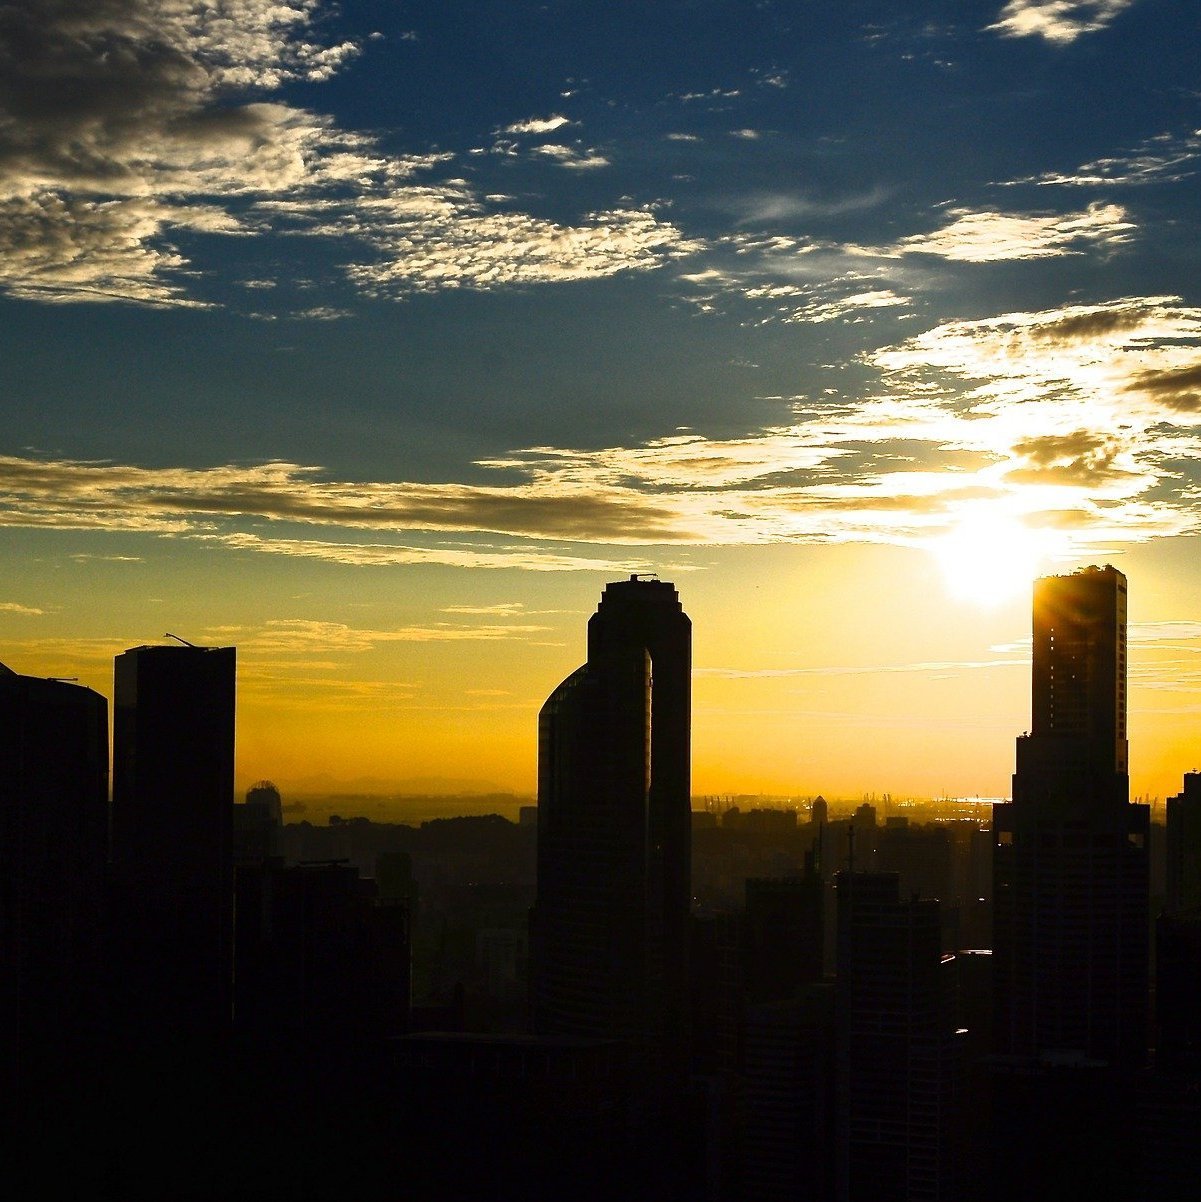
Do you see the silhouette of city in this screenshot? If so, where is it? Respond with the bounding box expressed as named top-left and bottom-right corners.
top-left (3, 568), bottom-right (1200, 1198)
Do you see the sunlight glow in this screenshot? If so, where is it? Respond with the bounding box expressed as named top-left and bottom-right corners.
top-left (931, 511), bottom-right (1052, 606)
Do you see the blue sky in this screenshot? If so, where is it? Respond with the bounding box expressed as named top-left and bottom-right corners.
top-left (3, 1), bottom-right (1201, 798)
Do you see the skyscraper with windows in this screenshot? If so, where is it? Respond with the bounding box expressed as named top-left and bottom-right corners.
top-left (994, 565), bottom-right (1148, 1067)
top-left (112, 642), bottom-right (236, 1044)
top-left (530, 575), bottom-right (691, 1060)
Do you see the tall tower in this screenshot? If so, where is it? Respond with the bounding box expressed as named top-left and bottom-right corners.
top-left (994, 565), bottom-right (1148, 1067)
top-left (531, 575), bottom-right (691, 1059)
top-left (112, 643), bottom-right (236, 1045)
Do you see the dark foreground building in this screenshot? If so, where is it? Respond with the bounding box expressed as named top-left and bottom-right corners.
top-left (111, 642), bottom-right (237, 1046)
top-left (0, 665), bottom-right (108, 1109)
top-left (530, 575), bottom-right (692, 1061)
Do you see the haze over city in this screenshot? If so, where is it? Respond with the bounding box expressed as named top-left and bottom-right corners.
top-left (3, 1), bottom-right (1201, 803)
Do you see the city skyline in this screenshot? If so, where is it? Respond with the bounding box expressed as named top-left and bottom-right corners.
top-left (3, 3), bottom-right (1201, 802)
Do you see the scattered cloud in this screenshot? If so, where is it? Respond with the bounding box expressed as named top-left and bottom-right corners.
top-left (987, 1), bottom-right (1136, 45)
top-left (680, 202), bottom-right (1129, 327)
top-left (0, 3), bottom-right (689, 304)
top-left (677, 87), bottom-right (741, 103)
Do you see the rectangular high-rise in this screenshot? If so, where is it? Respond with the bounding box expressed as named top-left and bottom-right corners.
top-left (994, 566), bottom-right (1148, 1067)
top-left (112, 643), bottom-right (236, 1044)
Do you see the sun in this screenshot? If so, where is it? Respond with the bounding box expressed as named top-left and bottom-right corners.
top-left (931, 511), bottom-right (1048, 606)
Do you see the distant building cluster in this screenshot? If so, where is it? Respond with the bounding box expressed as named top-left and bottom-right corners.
top-left (3, 567), bottom-right (1200, 1196)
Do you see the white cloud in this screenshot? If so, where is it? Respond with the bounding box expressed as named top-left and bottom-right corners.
top-left (896, 203), bottom-right (1133, 262)
top-left (987, 1), bottom-right (1136, 44)
top-left (504, 115), bottom-right (573, 135)
top-left (531, 144), bottom-right (611, 170)
top-left (0, 602), bottom-right (44, 616)
top-left (347, 204), bottom-right (698, 294)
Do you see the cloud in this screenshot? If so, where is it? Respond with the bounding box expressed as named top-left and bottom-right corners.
top-left (530, 144), bottom-right (610, 170)
top-left (695, 657), bottom-right (1026, 680)
top-left (1123, 363), bottom-right (1201, 413)
top-left (220, 617), bottom-right (552, 653)
top-left (345, 203), bottom-right (697, 294)
top-left (0, 3), bottom-right (689, 303)
top-left (503, 115), bottom-right (573, 135)
top-left (730, 188), bottom-right (892, 226)
top-left (682, 202), bottom-right (1129, 327)
top-left (895, 203), bottom-right (1133, 262)
top-left (987, 1), bottom-right (1136, 44)
top-left (1011, 129), bottom-right (1201, 187)
top-left (0, 601), bottom-right (44, 615)
top-left (210, 533), bottom-right (649, 573)
top-left (442, 603), bottom-right (528, 616)
top-left (3, 297), bottom-right (1199, 561)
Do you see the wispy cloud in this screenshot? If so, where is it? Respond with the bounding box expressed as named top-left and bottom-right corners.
top-left (209, 533), bottom-right (646, 573)
top-left (1010, 129), bottom-right (1201, 187)
top-left (987, 1), bottom-right (1136, 45)
top-left (696, 657), bottom-right (1026, 680)
top-left (215, 617), bottom-right (551, 653)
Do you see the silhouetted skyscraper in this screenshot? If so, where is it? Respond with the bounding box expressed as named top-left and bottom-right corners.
top-left (994, 565), bottom-right (1148, 1067)
top-left (531, 575), bottom-right (691, 1060)
top-left (112, 642), bottom-right (236, 1044)
top-left (0, 665), bottom-right (108, 1105)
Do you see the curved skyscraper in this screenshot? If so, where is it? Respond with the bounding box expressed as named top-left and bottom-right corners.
top-left (531, 575), bottom-right (691, 1060)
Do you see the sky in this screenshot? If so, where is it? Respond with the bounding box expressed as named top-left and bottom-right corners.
top-left (3, 0), bottom-right (1201, 804)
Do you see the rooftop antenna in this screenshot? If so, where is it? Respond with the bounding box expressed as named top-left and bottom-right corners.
top-left (164, 632), bottom-right (197, 648)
